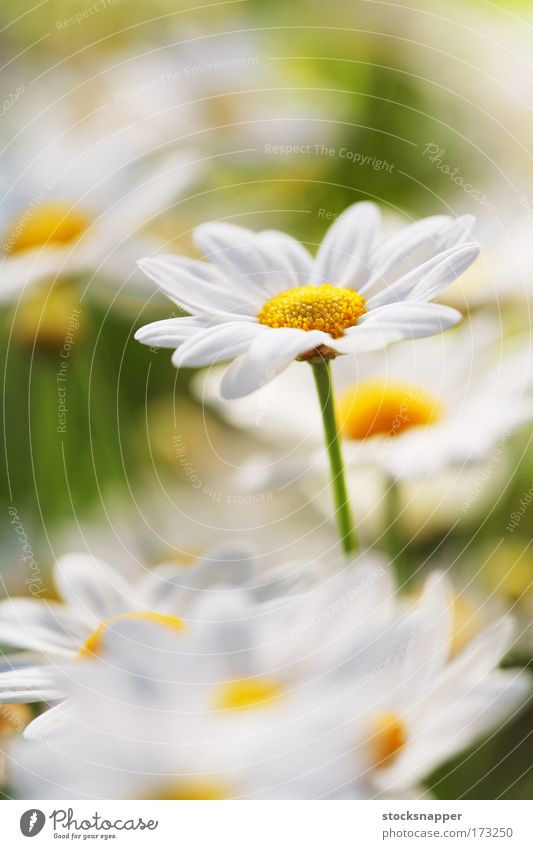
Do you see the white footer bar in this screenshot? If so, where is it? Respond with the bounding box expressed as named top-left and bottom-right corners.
top-left (1, 799), bottom-right (531, 848)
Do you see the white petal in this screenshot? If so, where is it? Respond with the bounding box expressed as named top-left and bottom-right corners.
top-left (0, 599), bottom-right (88, 651)
top-left (364, 215), bottom-right (475, 296)
top-left (257, 230), bottom-right (314, 289)
top-left (134, 316), bottom-right (211, 348)
top-left (172, 322), bottom-right (267, 368)
top-left (339, 303), bottom-right (462, 352)
top-left (23, 703), bottom-right (70, 740)
top-left (138, 255), bottom-right (257, 319)
top-left (220, 328), bottom-right (332, 399)
top-left (367, 243), bottom-right (479, 308)
top-left (0, 667), bottom-right (63, 703)
top-left (54, 554), bottom-right (138, 624)
top-left (312, 202), bottom-right (381, 288)
top-left (195, 222), bottom-right (310, 298)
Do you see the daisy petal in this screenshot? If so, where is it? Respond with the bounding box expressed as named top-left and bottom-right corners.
top-left (195, 222), bottom-right (283, 297)
top-left (339, 303), bottom-right (462, 352)
top-left (138, 256), bottom-right (258, 319)
top-left (220, 328), bottom-right (332, 399)
top-left (54, 554), bottom-right (137, 624)
top-left (172, 322), bottom-right (267, 368)
top-left (256, 230), bottom-right (314, 291)
top-left (134, 316), bottom-right (211, 348)
top-left (367, 243), bottom-right (479, 308)
top-left (0, 599), bottom-right (88, 651)
top-left (364, 215), bottom-right (475, 296)
top-left (312, 202), bottom-right (381, 288)
top-left (0, 667), bottom-right (62, 704)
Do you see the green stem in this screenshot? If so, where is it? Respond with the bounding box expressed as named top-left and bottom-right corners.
top-left (384, 477), bottom-right (411, 590)
top-left (310, 359), bottom-right (358, 556)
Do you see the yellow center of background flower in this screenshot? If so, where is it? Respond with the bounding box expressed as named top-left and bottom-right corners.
top-left (143, 779), bottom-right (228, 800)
top-left (258, 284), bottom-right (366, 338)
top-left (371, 711), bottom-right (406, 767)
top-left (80, 611), bottom-right (186, 657)
top-left (6, 202), bottom-right (90, 254)
top-left (215, 677), bottom-right (282, 711)
top-left (337, 379), bottom-right (442, 440)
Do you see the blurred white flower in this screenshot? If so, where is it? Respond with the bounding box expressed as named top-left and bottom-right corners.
top-left (11, 567), bottom-right (528, 799)
top-left (0, 542), bottom-right (285, 704)
top-left (135, 205), bottom-right (478, 398)
top-left (196, 317), bottom-right (533, 482)
top-left (0, 108), bottom-right (200, 302)
top-left (94, 27), bottom-right (339, 155)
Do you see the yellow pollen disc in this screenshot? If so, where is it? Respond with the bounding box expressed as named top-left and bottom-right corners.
top-left (257, 284), bottom-right (366, 338)
top-left (80, 612), bottom-right (186, 658)
top-left (371, 711), bottom-right (407, 768)
top-left (215, 677), bottom-right (283, 711)
top-left (143, 779), bottom-right (227, 800)
top-left (6, 202), bottom-right (90, 254)
top-left (337, 379), bottom-right (442, 441)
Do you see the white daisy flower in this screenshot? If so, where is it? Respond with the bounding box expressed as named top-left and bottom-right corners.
top-left (135, 204), bottom-right (479, 399)
top-left (0, 107), bottom-right (200, 303)
top-left (195, 317), bottom-right (533, 482)
top-left (11, 568), bottom-right (529, 800)
top-left (0, 542), bottom-right (275, 704)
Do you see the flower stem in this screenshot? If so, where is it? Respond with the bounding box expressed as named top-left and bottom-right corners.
top-left (310, 359), bottom-right (358, 555)
top-left (384, 476), bottom-right (411, 590)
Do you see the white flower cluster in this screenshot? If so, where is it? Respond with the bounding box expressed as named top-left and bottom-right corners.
top-left (0, 548), bottom-right (528, 799)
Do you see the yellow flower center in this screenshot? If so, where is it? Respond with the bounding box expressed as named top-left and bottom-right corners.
top-left (80, 612), bottom-right (186, 658)
top-left (143, 779), bottom-right (228, 800)
top-left (257, 284), bottom-right (366, 339)
top-left (337, 379), bottom-right (442, 440)
top-left (371, 711), bottom-right (407, 768)
top-left (215, 677), bottom-right (283, 711)
top-left (5, 201), bottom-right (90, 254)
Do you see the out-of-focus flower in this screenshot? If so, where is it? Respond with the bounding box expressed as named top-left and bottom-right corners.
top-left (11, 568), bottom-right (529, 799)
top-left (95, 27), bottom-right (339, 155)
top-left (135, 205), bottom-right (478, 398)
top-left (0, 105), bottom-right (200, 304)
top-left (0, 542), bottom-right (279, 704)
top-left (197, 317), bottom-right (533, 482)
